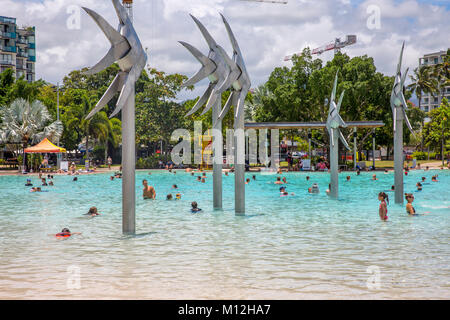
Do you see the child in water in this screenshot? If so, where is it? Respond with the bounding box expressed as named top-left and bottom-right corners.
top-left (53, 228), bottom-right (82, 238)
top-left (405, 193), bottom-right (417, 215)
top-left (378, 192), bottom-right (389, 221)
top-left (166, 194), bottom-right (173, 200)
top-left (191, 202), bottom-right (202, 213)
top-left (84, 206), bottom-right (101, 216)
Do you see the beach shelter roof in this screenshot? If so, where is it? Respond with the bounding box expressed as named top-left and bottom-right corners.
top-left (24, 138), bottom-right (66, 153)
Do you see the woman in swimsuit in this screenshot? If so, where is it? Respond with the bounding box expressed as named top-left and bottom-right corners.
top-left (378, 192), bottom-right (389, 221)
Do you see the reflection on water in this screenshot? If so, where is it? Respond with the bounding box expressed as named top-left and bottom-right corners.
top-left (0, 170), bottom-right (449, 299)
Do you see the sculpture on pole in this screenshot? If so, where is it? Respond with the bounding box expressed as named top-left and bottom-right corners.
top-left (82, 0), bottom-right (147, 234)
top-left (327, 71), bottom-right (350, 199)
top-left (180, 14), bottom-right (251, 214)
top-left (390, 41), bottom-right (414, 204)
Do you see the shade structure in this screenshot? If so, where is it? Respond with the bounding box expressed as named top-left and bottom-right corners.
top-left (24, 138), bottom-right (66, 153)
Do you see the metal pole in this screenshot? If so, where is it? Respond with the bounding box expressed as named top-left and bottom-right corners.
top-left (56, 82), bottom-right (61, 169)
top-left (212, 98), bottom-right (222, 209)
top-left (308, 130), bottom-right (311, 159)
top-left (234, 111), bottom-right (245, 215)
top-left (353, 127), bottom-right (357, 170)
top-left (394, 107), bottom-right (404, 204)
top-left (330, 128), bottom-right (339, 198)
top-left (372, 130), bottom-right (376, 170)
top-left (122, 85), bottom-right (136, 234)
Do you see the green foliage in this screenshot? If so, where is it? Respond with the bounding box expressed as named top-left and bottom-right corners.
top-left (411, 151), bottom-right (427, 160)
top-left (423, 98), bottom-right (450, 163)
top-left (136, 154), bottom-right (172, 169)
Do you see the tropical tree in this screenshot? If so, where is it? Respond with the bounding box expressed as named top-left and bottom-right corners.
top-left (407, 66), bottom-right (438, 111)
top-left (431, 49), bottom-right (450, 101)
top-left (423, 98), bottom-right (450, 166)
top-left (0, 98), bottom-right (63, 171)
top-left (65, 95), bottom-right (112, 168)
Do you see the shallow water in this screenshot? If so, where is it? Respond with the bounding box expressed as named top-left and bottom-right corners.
top-left (0, 169), bottom-right (449, 299)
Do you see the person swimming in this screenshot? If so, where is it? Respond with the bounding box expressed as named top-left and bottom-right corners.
top-left (175, 193), bottom-right (181, 200)
top-left (372, 174), bottom-right (377, 180)
top-left (245, 178), bottom-right (250, 184)
top-left (432, 175), bottom-right (438, 182)
top-left (30, 187), bottom-right (42, 192)
top-left (346, 176), bottom-right (351, 181)
top-left (308, 183), bottom-right (319, 194)
top-left (274, 177), bottom-right (283, 185)
top-left (191, 201), bottom-right (202, 213)
top-left (378, 192), bottom-right (389, 221)
top-left (166, 194), bottom-right (173, 200)
top-left (416, 182), bottom-right (423, 191)
top-left (172, 184), bottom-right (178, 189)
top-left (84, 206), bottom-right (101, 216)
top-left (25, 179), bottom-right (33, 186)
top-left (54, 228), bottom-right (81, 238)
top-left (306, 176), bottom-right (310, 181)
top-left (73, 177), bottom-right (78, 181)
top-left (405, 193), bottom-right (417, 215)
top-left (252, 175), bottom-right (256, 180)
top-left (41, 178), bottom-right (48, 186)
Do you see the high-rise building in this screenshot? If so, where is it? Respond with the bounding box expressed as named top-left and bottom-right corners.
top-left (418, 50), bottom-right (450, 112)
top-left (0, 16), bottom-right (36, 82)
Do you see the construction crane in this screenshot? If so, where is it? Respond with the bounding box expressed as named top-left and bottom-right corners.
top-left (284, 35), bottom-right (357, 61)
top-left (122, 0), bottom-right (133, 23)
top-left (239, 0), bottom-right (288, 4)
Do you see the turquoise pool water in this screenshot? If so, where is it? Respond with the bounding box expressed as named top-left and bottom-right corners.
top-left (0, 169), bottom-right (449, 299)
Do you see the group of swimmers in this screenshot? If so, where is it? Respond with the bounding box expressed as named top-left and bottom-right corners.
top-left (377, 173), bottom-right (440, 221)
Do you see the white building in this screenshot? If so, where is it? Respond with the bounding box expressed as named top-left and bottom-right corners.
top-left (418, 50), bottom-right (450, 113)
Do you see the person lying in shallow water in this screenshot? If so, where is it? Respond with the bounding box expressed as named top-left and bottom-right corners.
top-left (52, 228), bottom-right (82, 238)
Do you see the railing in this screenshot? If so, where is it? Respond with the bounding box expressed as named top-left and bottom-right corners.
top-left (2, 31), bottom-right (16, 39)
top-left (0, 16), bottom-right (16, 24)
top-left (17, 51), bottom-right (28, 58)
top-left (17, 38), bottom-right (28, 45)
top-left (16, 63), bottom-right (26, 70)
top-left (3, 46), bottom-right (16, 53)
top-left (0, 60), bottom-right (14, 65)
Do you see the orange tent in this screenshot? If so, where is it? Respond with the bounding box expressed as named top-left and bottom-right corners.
top-left (24, 138), bottom-right (66, 153)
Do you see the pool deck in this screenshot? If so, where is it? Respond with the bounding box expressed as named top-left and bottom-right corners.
top-left (0, 161), bottom-right (447, 176)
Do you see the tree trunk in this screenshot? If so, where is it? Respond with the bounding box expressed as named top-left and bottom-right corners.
top-left (85, 135), bottom-right (90, 170)
top-left (104, 141), bottom-right (108, 166)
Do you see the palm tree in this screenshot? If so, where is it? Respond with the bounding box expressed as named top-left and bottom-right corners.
top-left (0, 98), bottom-right (63, 171)
top-left (66, 95), bottom-right (111, 169)
top-left (408, 65), bottom-right (438, 111)
top-left (431, 49), bottom-right (450, 101)
top-left (98, 117), bottom-right (121, 166)
top-left (408, 66), bottom-right (439, 151)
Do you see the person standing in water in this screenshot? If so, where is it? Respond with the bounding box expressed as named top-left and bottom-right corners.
top-left (378, 192), bottom-right (389, 221)
top-left (405, 193), bottom-right (417, 215)
top-left (142, 179), bottom-right (156, 200)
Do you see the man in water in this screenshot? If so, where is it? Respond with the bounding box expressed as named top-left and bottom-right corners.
top-left (142, 179), bottom-right (156, 200)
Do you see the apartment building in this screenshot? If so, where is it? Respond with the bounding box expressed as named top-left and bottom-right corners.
top-left (0, 16), bottom-right (36, 82)
top-left (418, 50), bottom-right (450, 112)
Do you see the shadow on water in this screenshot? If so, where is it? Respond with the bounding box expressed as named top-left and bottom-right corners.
top-left (119, 231), bottom-right (158, 240)
top-left (235, 214), bottom-right (265, 219)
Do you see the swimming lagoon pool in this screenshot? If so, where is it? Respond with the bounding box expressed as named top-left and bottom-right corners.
top-left (0, 169), bottom-right (449, 299)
